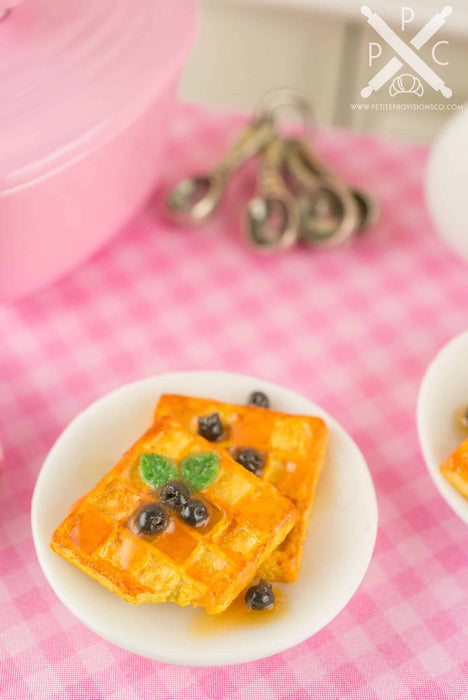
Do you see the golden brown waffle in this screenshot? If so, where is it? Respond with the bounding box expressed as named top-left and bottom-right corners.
top-left (50, 416), bottom-right (296, 614)
top-left (440, 438), bottom-right (468, 500)
top-left (154, 395), bottom-right (328, 582)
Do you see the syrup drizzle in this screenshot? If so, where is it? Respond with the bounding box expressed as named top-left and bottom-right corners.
top-left (189, 585), bottom-right (287, 637)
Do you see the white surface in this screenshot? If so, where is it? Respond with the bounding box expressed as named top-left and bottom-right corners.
top-left (426, 107), bottom-right (468, 261)
top-left (32, 372), bottom-right (378, 666)
top-left (417, 331), bottom-right (468, 524)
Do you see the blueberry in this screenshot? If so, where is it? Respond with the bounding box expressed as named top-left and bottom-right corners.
top-left (198, 413), bottom-right (224, 442)
top-left (235, 448), bottom-right (265, 477)
top-left (180, 499), bottom-right (209, 527)
top-left (247, 391), bottom-right (269, 409)
top-left (136, 503), bottom-right (169, 535)
top-left (245, 579), bottom-right (275, 610)
top-left (159, 481), bottom-right (191, 511)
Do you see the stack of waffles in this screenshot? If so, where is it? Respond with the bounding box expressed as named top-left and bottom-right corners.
top-left (51, 393), bottom-right (329, 614)
top-left (440, 437), bottom-right (468, 501)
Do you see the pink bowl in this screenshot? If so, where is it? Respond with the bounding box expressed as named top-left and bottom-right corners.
top-left (0, 0), bottom-right (197, 301)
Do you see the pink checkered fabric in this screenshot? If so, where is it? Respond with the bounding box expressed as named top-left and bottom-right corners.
top-left (0, 103), bottom-right (467, 700)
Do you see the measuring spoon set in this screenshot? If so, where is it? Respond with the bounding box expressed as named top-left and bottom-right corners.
top-left (166, 91), bottom-right (379, 252)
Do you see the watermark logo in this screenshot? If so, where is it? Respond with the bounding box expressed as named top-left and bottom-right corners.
top-left (361, 5), bottom-right (452, 99)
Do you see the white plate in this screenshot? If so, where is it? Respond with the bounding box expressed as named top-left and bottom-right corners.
top-left (32, 371), bottom-right (378, 666)
top-left (417, 330), bottom-right (468, 525)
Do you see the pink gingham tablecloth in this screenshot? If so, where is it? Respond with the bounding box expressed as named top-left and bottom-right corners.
top-left (0, 103), bottom-right (467, 700)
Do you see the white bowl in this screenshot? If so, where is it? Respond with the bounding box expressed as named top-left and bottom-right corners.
top-left (426, 106), bottom-right (468, 262)
top-left (417, 330), bottom-right (468, 524)
top-left (32, 371), bottom-right (378, 666)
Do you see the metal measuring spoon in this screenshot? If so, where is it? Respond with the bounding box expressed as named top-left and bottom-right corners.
top-left (287, 138), bottom-right (379, 237)
top-left (286, 139), bottom-right (358, 247)
top-left (297, 182), bottom-right (358, 247)
top-left (166, 117), bottom-right (274, 226)
top-left (350, 187), bottom-right (380, 233)
top-left (245, 136), bottom-right (299, 252)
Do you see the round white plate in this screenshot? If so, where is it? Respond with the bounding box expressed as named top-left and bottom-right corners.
top-left (32, 371), bottom-right (378, 666)
top-left (417, 330), bottom-right (468, 525)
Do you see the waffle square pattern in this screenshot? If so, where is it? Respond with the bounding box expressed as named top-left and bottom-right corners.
top-left (154, 396), bottom-right (328, 582)
top-left (50, 416), bottom-right (296, 614)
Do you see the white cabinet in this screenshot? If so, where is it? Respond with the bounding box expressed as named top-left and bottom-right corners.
top-left (180, 0), bottom-right (468, 141)
top-left (180, 0), bottom-right (346, 125)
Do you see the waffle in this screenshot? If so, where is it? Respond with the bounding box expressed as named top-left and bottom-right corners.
top-left (50, 416), bottom-right (296, 614)
top-left (440, 438), bottom-right (468, 500)
top-left (154, 395), bottom-right (328, 582)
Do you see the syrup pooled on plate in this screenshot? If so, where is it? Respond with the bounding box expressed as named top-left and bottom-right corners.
top-left (189, 584), bottom-right (287, 637)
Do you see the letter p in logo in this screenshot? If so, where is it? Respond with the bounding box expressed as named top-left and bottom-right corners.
top-left (401, 6), bottom-right (415, 30)
top-left (368, 41), bottom-right (382, 66)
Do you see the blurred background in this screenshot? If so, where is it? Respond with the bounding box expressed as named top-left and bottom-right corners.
top-left (180, 0), bottom-right (468, 142)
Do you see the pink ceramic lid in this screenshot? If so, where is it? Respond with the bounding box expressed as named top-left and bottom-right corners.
top-left (0, 0), bottom-right (197, 192)
top-left (0, 1), bottom-right (24, 12)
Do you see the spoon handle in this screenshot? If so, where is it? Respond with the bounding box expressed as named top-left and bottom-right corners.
top-left (286, 138), bottom-right (332, 188)
top-left (215, 118), bottom-right (274, 179)
top-left (244, 135), bottom-right (299, 253)
top-left (258, 137), bottom-right (289, 198)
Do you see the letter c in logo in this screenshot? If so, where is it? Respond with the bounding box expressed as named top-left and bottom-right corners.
top-left (432, 40), bottom-right (449, 66)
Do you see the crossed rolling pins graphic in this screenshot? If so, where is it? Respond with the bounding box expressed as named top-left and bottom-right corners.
top-left (361, 6), bottom-right (453, 98)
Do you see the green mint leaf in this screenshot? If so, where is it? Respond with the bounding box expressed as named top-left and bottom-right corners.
top-left (139, 453), bottom-right (178, 489)
top-left (180, 452), bottom-right (220, 492)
